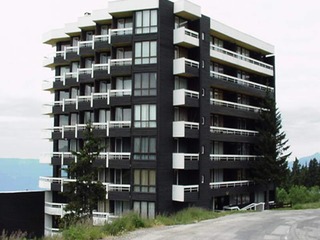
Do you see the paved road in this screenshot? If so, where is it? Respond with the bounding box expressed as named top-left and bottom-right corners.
top-left (106, 209), bottom-right (320, 240)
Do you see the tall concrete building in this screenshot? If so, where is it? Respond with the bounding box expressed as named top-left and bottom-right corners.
top-left (40, 0), bottom-right (275, 235)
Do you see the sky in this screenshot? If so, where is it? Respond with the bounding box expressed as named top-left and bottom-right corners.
top-left (0, 0), bottom-right (319, 160)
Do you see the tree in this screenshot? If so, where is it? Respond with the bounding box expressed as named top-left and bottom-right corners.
top-left (290, 158), bottom-right (301, 186)
top-left (252, 90), bottom-right (291, 209)
top-left (62, 123), bottom-right (106, 226)
top-left (306, 158), bottom-right (319, 187)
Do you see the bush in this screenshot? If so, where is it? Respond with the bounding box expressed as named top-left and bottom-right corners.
top-left (62, 220), bottom-right (103, 240)
top-left (276, 188), bottom-right (289, 204)
top-left (288, 185), bottom-right (310, 205)
top-left (103, 212), bottom-right (149, 236)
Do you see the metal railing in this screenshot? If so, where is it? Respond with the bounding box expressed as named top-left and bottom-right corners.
top-left (210, 126), bottom-right (258, 136)
top-left (210, 180), bottom-right (252, 189)
top-left (210, 98), bottom-right (261, 113)
top-left (209, 154), bottom-right (259, 161)
top-left (210, 44), bottom-right (274, 71)
top-left (210, 71), bottom-right (274, 92)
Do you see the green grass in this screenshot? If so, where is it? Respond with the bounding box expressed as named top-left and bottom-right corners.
top-left (291, 201), bottom-right (320, 210)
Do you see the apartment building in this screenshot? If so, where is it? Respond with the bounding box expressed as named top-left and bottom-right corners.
top-left (40, 0), bottom-right (275, 235)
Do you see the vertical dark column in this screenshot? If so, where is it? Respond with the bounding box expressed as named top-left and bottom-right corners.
top-left (197, 15), bottom-right (212, 209)
top-left (156, 0), bottom-right (175, 214)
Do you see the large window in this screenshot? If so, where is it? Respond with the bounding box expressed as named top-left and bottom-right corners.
top-left (134, 41), bottom-right (157, 64)
top-left (134, 104), bottom-right (156, 128)
top-left (134, 137), bottom-right (156, 160)
top-left (133, 201), bottom-right (155, 219)
top-left (134, 169), bottom-right (156, 193)
top-left (135, 10), bottom-right (157, 34)
top-left (134, 73), bottom-right (157, 96)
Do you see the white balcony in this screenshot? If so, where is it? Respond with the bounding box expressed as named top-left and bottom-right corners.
top-left (209, 180), bottom-right (252, 189)
top-left (174, 27), bottom-right (199, 48)
top-left (42, 104), bottom-right (53, 116)
top-left (173, 57), bottom-right (199, 76)
top-left (174, 0), bottom-right (201, 20)
top-left (210, 71), bottom-right (274, 92)
top-left (210, 98), bottom-right (261, 113)
top-left (172, 153), bottom-right (199, 169)
top-left (110, 27), bottom-right (133, 37)
top-left (46, 121), bottom-right (131, 139)
top-left (210, 126), bottom-right (258, 136)
top-left (43, 54), bottom-right (54, 68)
top-left (105, 183), bottom-right (131, 199)
top-left (98, 152), bottom-right (131, 168)
top-left (42, 80), bottom-right (54, 91)
top-left (210, 44), bottom-right (274, 76)
top-left (173, 89), bottom-right (199, 106)
top-left (173, 121), bottom-right (199, 138)
top-left (172, 185), bottom-right (199, 202)
top-left (44, 227), bottom-right (60, 237)
top-left (45, 202), bottom-right (67, 216)
top-left (51, 89), bottom-right (131, 111)
top-left (92, 212), bottom-right (118, 226)
top-left (39, 176), bottom-right (76, 191)
top-left (210, 154), bottom-right (259, 161)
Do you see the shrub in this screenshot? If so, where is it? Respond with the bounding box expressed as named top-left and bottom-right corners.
top-left (62, 220), bottom-right (103, 240)
top-left (288, 185), bottom-right (310, 205)
top-left (276, 188), bottom-right (289, 203)
top-left (102, 212), bottom-right (149, 236)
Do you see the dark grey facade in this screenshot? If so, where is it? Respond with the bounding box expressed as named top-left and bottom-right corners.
top-left (41, 0), bottom-right (275, 235)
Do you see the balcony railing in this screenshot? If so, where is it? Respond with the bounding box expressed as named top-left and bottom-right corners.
top-left (110, 27), bottom-right (133, 37)
top-left (173, 89), bottom-right (199, 106)
top-left (172, 184), bottom-right (199, 202)
top-left (45, 202), bottom-right (67, 216)
top-left (47, 121), bottom-right (131, 138)
top-left (98, 152), bottom-right (131, 168)
top-left (210, 154), bottom-right (259, 161)
top-left (209, 180), bottom-right (252, 189)
top-left (92, 211), bottom-right (118, 226)
top-left (210, 126), bottom-right (258, 136)
top-left (210, 71), bottom-right (274, 92)
top-left (173, 27), bottom-right (199, 47)
top-left (52, 89), bottom-right (131, 111)
top-left (39, 176), bottom-right (76, 191)
top-left (172, 121), bottom-right (199, 137)
top-left (173, 57), bottom-right (199, 76)
top-left (210, 44), bottom-right (274, 71)
top-left (172, 153), bottom-right (199, 169)
top-left (45, 227), bottom-right (60, 236)
top-left (105, 183), bottom-right (131, 199)
top-left (210, 98), bottom-right (261, 113)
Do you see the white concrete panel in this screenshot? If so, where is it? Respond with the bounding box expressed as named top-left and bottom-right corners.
top-left (43, 29), bottom-right (69, 45)
top-left (211, 19), bottom-right (274, 54)
top-left (92, 9), bottom-right (112, 22)
top-left (174, 0), bottom-right (201, 20)
top-left (109, 0), bottom-right (159, 15)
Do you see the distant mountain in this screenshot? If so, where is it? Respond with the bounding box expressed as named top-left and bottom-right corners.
top-left (288, 152), bottom-right (320, 168)
top-left (0, 158), bottom-right (51, 192)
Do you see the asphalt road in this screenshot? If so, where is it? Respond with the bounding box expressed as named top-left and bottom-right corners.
top-left (106, 209), bottom-right (320, 240)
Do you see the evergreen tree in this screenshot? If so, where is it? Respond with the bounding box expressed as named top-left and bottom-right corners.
top-left (306, 158), bottom-right (319, 187)
top-left (252, 91), bottom-right (291, 209)
top-left (290, 158), bottom-right (301, 186)
top-left (62, 123), bottom-right (106, 226)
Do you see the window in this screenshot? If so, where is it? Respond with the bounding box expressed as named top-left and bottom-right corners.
top-left (134, 73), bottom-right (157, 96)
top-left (134, 137), bottom-right (156, 160)
top-left (134, 169), bottom-right (156, 192)
top-left (135, 10), bottom-right (157, 34)
top-left (117, 18), bottom-right (133, 35)
top-left (115, 107), bottom-right (131, 121)
top-left (135, 41), bottom-right (157, 64)
top-left (236, 46), bottom-right (250, 58)
top-left (116, 77), bottom-right (132, 96)
top-left (133, 201), bottom-right (155, 219)
top-left (58, 115), bottom-right (68, 126)
top-left (134, 104), bottom-right (156, 128)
